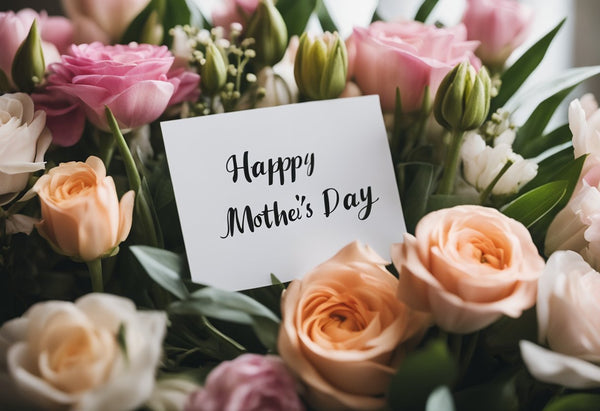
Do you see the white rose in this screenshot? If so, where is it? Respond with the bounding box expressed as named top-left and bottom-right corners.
top-left (460, 132), bottom-right (537, 195)
top-left (145, 377), bottom-right (200, 411)
top-left (0, 93), bottom-right (52, 205)
top-left (0, 293), bottom-right (167, 411)
top-left (520, 251), bottom-right (600, 388)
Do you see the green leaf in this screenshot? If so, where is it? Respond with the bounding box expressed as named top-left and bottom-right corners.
top-left (163, 0), bottom-right (192, 45)
top-left (398, 162), bottom-right (435, 233)
top-left (276, 0), bottom-right (317, 38)
top-left (490, 19), bottom-right (565, 114)
top-left (388, 340), bottom-right (458, 410)
top-left (130, 245), bottom-right (189, 300)
top-left (501, 180), bottom-right (568, 228)
top-left (12, 19), bottom-right (45, 93)
top-left (426, 192), bottom-right (480, 213)
top-left (454, 370), bottom-right (519, 411)
top-left (171, 287), bottom-right (280, 351)
top-left (116, 323), bottom-right (129, 362)
top-left (544, 394), bottom-right (600, 411)
top-left (426, 386), bottom-right (455, 411)
top-left (316, 0), bottom-right (338, 33)
top-left (518, 124), bottom-right (572, 159)
top-left (513, 86), bottom-right (575, 155)
top-left (121, 0), bottom-right (166, 44)
top-left (0, 68), bottom-right (10, 92)
top-left (522, 150), bottom-right (583, 195)
top-left (415, 0), bottom-right (440, 23)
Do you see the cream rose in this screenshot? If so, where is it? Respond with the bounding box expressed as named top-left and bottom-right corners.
top-left (278, 241), bottom-right (429, 410)
top-left (392, 205), bottom-right (544, 333)
top-left (520, 251), bottom-right (600, 388)
top-left (0, 293), bottom-right (167, 410)
top-left (0, 93), bottom-right (52, 205)
top-left (33, 156), bottom-right (134, 262)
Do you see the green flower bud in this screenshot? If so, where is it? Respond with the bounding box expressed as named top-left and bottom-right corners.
top-left (140, 10), bottom-right (164, 45)
top-left (201, 41), bottom-right (228, 95)
top-left (11, 19), bottom-right (45, 93)
top-left (294, 31), bottom-right (348, 100)
top-left (433, 61), bottom-right (491, 132)
top-left (245, 0), bottom-right (288, 68)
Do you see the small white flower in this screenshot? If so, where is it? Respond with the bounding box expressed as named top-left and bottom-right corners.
top-left (461, 132), bottom-right (537, 195)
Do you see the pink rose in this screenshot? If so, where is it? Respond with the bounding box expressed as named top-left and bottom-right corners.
top-left (37, 42), bottom-right (199, 144)
top-left (392, 205), bottom-right (544, 333)
top-left (62, 0), bottom-right (150, 44)
top-left (212, 0), bottom-right (259, 32)
top-left (462, 0), bottom-right (533, 69)
top-left (520, 251), bottom-right (600, 388)
top-left (0, 10), bottom-right (73, 87)
top-left (348, 20), bottom-right (480, 112)
top-left (184, 354), bottom-right (304, 411)
top-left (278, 241), bottom-right (429, 410)
top-left (32, 88), bottom-right (85, 147)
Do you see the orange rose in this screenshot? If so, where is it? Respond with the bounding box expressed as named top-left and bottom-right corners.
top-left (278, 241), bottom-right (429, 410)
top-left (33, 156), bottom-right (134, 261)
top-left (392, 205), bottom-right (544, 333)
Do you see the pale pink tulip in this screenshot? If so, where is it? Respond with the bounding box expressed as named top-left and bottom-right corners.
top-left (462, 0), bottom-right (533, 69)
top-left (348, 20), bottom-right (480, 113)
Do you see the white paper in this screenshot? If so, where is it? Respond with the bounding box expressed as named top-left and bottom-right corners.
top-left (161, 96), bottom-right (406, 290)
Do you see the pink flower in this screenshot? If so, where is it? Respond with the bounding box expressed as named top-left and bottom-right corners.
top-left (569, 96), bottom-right (600, 172)
top-left (184, 354), bottom-right (304, 411)
top-left (462, 0), bottom-right (533, 69)
top-left (212, 0), bottom-right (260, 32)
top-left (62, 0), bottom-right (150, 44)
top-left (0, 10), bottom-right (73, 87)
top-left (37, 42), bottom-right (199, 145)
top-left (392, 205), bottom-right (544, 333)
top-left (348, 20), bottom-right (480, 112)
top-left (31, 88), bottom-right (85, 147)
top-left (520, 251), bottom-right (600, 388)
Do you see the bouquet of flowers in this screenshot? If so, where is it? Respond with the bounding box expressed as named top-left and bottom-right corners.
top-left (1, 0), bottom-right (600, 409)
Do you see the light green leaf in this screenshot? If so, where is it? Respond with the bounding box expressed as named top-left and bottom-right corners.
top-left (501, 180), bottom-right (568, 228)
top-left (544, 394), bottom-right (600, 411)
top-left (130, 245), bottom-right (189, 300)
top-left (490, 19), bottom-right (565, 114)
top-left (426, 386), bottom-right (455, 411)
top-left (316, 0), bottom-right (338, 33)
top-left (276, 0), bottom-right (317, 38)
top-left (415, 0), bottom-right (440, 23)
top-left (388, 340), bottom-right (458, 410)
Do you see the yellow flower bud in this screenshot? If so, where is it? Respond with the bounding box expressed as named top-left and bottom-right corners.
top-left (433, 61), bottom-right (491, 132)
top-left (294, 31), bottom-right (348, 100)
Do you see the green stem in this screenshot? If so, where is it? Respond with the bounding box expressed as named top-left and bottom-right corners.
top-left (98, 131), bottom-right (116, 169)
top-left (105, 107), bottom-right (141, 193)
top-left (437, 129), bottom-right (465, 194)
top-left (86, 259), bottom-right (104, 293)
top-left (478, 159), bottom-right (514, 204)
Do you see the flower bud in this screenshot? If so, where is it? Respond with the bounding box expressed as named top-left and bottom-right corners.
top-left (11, 19), bottom-right (45, 93)
top-left (433, 61), bottom-right (491, 131)
top-left (245, 0), bottom-right (288, 67)
top-left (201, 41), bottom-right (228, 95)
top-left (294, 31), bottom-right (348, 100)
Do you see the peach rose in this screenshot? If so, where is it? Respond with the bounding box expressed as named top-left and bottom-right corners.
top-left (392, 205), bottom-right (544, 333)
top-left (32, 156), bottom-right (134, 262)
top-left (0, 293), bottom-right (167, 410)
top-left (278, 241), bottom-right (429, 410)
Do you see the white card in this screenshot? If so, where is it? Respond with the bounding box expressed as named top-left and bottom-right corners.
top-left (161, 95), bottom-right (406, 290)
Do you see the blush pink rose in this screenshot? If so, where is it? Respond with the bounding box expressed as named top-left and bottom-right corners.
top-left (212, 0), bottom-right (259, 32)
top-left (462, 0), bottom-right (533, 69)
top-left (185, 354), bottom-right (304, 411)
top-left (278, 241), bottom-right (429, 410)
top-left (520, 251), bottom-right (600, 388)
top-left (348, 20), bottom-right (480, 112)
top-left (392, 205), bottom-right (544, 333)
top-left (37, 42), bottom-right (199, 144)
top-left (0, 10), bottom-right (73, 87)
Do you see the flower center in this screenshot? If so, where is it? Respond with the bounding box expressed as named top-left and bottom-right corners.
top-left (471, 237), bottom-right (506, 269)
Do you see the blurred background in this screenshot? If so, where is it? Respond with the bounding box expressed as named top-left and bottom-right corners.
top-left (1, 0), bottom-right (598, 99)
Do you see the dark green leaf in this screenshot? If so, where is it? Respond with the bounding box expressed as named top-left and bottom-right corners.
top-left (316, 0), bottom-right (338, 33)
top-left (12, 19), bottom-right (45, 93)
top-left (130, 245), bottom-right (189, 300)
top-left (522, 150), bottom-right (583, 195)
top-left (501, 180), bottom-right (568, 228)
top-left (426, 386), bottom-right (455, 411)
top-left (426, 192), bottom-right (479, 213)
top-left (0, 68), bottom-right (10, 92)
top-left (276, 0), bottom-right (317, 38)
top-left (388, 340), bottom-right (458, 410)
top-left (513, 86), bottom-right (575, 155)
top-left (171, 287), bottom-right (280, 351)
top-left (518, 124), bottom-right (572, 159)
top-left (454, 370), bottom-right (519, 411)
top-left (398, 162), bottom-right (435, 233)
top-left (490, 19), bottom-right (565, 114)
top-left (121, 0), bottom-right (166, 44)
top-left (415, 0), bottom-right (440, 23)
top-left (163, 0), bottom-right (192, 46)
top-left (544, 394), bottom-right (600, 411)
top-left (116, 323), bottom-right (129, 361)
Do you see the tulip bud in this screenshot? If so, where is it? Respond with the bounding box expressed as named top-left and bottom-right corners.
top-left (433, 61), bottom-right (491, 132)
top-left (245, 0), bottom-right (288, 68)
top-left (294, 32), bottom-right (348, 100)
top-left (201, 41), bottom-right (228, 95)
top-left (11, 19), bottom-right (45, 93)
